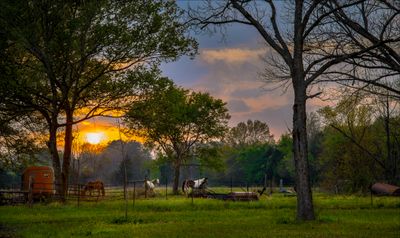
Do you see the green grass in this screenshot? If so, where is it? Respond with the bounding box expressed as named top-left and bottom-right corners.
top-left (0, 191), bottom-right (399, 238)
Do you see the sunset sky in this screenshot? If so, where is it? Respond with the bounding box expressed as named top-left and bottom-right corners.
top-left (73, 118), bottom-right (143, 146)
top-left (161, 20), bottom-right (329, 139)
top-left (76, 3), bottom-right (332, 144)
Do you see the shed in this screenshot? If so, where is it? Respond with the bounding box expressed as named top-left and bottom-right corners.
top-left (370, 183), bottom-right (400, 196)
top-left (22, 166), bottom-right (54, 197)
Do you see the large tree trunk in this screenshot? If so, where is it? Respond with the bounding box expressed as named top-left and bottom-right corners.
top-left (292, 84), bottom-right (315, 221)
top-left (48, 121), bottom-right (63, 198)
top-left (62, 109), bottom-right (74, 199)
top-left (291, 0), bottom-right (314, 220)
top-left (172, 162), bottom-right (181, 194)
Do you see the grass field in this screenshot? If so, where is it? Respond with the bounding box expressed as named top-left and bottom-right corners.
top-left (0, 189), bottom-right (399, 238)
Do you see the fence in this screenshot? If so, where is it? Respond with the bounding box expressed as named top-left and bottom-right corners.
top-left (0, 177), bottom-right (295, 206)
top-left (0, 179), bottom-right (164, 206)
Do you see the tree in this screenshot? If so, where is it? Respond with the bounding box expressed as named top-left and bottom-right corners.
top-left (236, 144), bottom-right (282, 187)
top-left (0, 0), bottom-right (196, 197)
top-left (221, 120), bottom-right (277, 186)
top-left (319, 91), bottom-right (400, 187)
top-left (276, 134), bottom-right (295, 184)
top-left (319, 99), bottom-right (380, 192)
top-left (0, 119), bottom-right (43, 173)
top-left (0, 30), bottom-right (44, 172)
top-left (321, 1), bottom-right (400, 98)
top-left (372, 90), bottom-right (400, 183)
top-left (307, 112), bottom-right (324, 185)
top-left (124, 79), bottom-right (230, 194)
top-left (107, 141), bottom-right (152, 185)
top-left (225, 120), bottom-right (274, 147)
top-left (189, 0), bottom-right (398, 220)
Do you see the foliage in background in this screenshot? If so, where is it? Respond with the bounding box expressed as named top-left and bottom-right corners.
top-left (318, 92), bottom-right (400, 193)
top-left (204, 120), bottom-right (289, 187)
top-left (124, 79), bottom-right (230, 193)
top-left (69, 140), bottom-right (152, 185)
top-left (224, 120), bottom-right (274, 147)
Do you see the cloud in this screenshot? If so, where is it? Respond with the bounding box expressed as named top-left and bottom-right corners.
top-left (200, 48), bottom-right (266, 64)
top-left (164, 45), bottom-right (333, 138)
top-left (185, 47), bottom-right (295, 138)
top-left (227, 99), bottom-right (251, 113)
top-left (231, 88), bottom-right (263, 99)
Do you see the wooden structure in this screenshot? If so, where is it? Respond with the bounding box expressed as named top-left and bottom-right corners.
top-left (22, 166), bottom-right (54, 199)
top-left (190, 188), bottom-right (259, 201)
top-left (225, 192), bottom-right (259, 201)
top-left (206, 192), bottom-right (259, 201)
top-left (371, 183), bottom-right (400, 196)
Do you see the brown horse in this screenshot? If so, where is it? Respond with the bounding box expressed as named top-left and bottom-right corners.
top-left (81, 180), bottom-right (105, 197)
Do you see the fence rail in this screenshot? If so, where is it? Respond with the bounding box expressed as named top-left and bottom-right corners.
top-left (0, 180), bottom-right (158, 205)
top-left (0, 179), bottom-right (289, 206)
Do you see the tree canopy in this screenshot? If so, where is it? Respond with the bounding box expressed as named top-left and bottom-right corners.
top-left (124, 79), bottom-right (230, 193)
top-left (0, 0), bottom-right (196, 197)
top-left (225, 120), bottom-right (274, 148)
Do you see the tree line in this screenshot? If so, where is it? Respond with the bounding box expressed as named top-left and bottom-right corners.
top-left (202, 96), bottom-right (399, 194)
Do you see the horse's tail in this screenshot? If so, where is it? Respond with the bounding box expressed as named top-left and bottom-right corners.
top-left (182, 180), bottom-right (188, 193)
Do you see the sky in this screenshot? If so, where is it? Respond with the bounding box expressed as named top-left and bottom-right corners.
top-left (76, 2), bottom-right (331, 144)
top-left (160, 15), bottom-right (327, 139)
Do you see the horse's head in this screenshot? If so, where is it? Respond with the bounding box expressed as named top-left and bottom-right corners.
top-left (152, 179), bottom-right (160, 186)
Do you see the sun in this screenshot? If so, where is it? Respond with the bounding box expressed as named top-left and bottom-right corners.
top-left (85, 132), bottom-right (105, 145)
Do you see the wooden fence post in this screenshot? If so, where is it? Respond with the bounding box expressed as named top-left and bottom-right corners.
top-left (77, 184), bottom-right (81, 207)
top-left (165, 177), bottom-right (168, 200)
top-left (28, 176), bottom-right (33, 208)
top-left (144, 179), bottom-right (148, 199)
top-left (230, 177), bottom-right (233, 193)
top-left (133, 182), bottom-right (136, 208)
top-left (370, 188), bottom-right (373, 206)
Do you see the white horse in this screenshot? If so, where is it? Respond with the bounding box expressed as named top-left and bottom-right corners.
top-left (145, 178), bottom-right (159, 193)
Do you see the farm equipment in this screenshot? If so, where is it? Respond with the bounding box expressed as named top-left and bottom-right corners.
top-left (0, 166), bottom-right (54, 205)
top-left (22, 166), bottom-right (55, 200)
top-left (370, 183), bottom-right (400, 196)
top-left (188, 188), bottom-right (259, 201)
top-left (207, 191), bottom-right (259, 201)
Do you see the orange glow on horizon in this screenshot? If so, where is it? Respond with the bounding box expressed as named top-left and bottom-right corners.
top-left (56, 118), bottom-right (144, 151)
top-left (74, 120), bottom-right (144, 147)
